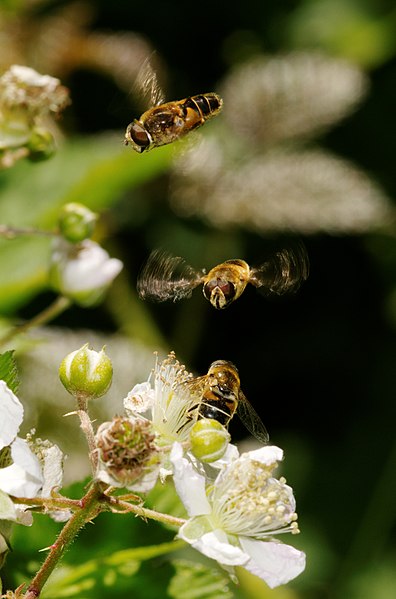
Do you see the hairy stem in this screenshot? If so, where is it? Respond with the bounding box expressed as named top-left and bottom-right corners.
top-left (109, 497), bottom-right (186, 528)
top-left (76, 394), bottom-right (98, 475)
top-left (23, 483), bottom-right (105, 599)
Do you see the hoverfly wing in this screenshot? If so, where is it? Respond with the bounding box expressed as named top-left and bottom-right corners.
top-left (249, 242), bottom-right (309, 295)
top-left (237, 390), bottom-right (269, 444)
top-left (137, 249), bottom-right (203, 302)
top-left (134, 55), bottom-right (166, 108)
top-left (180, 375), bottom-right (207, 401)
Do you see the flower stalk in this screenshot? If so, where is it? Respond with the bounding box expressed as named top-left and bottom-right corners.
top-left (76, 394), bottom-right (99, 475)
top-left (22, 483), bottom-right (104, 599)
top-left (0, 296), bottom-right (71, 349)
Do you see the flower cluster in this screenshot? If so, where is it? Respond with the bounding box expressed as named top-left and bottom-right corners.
top-left (119, 353), bottom-right (306, 588)
top-left (0, 65), bottom-right (70, 166)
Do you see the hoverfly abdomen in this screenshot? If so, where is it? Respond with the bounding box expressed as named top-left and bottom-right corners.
top-left (198, 398), bottom-right (235, 427)
top-left (183, 93), bottom-right (223, 120)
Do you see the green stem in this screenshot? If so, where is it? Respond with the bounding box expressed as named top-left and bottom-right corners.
top-left (0, 295), bottom-right (71, 349)
top-left (110, 498), bottom-right (186, 528)
top-left (23, 483), bottom-right (105, 599)
top-left (9, 495), bottom-right (83, 511)
top-left (0, 224), bottom-right (56, 239)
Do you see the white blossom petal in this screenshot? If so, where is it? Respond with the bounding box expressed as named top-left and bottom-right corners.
top-left (239, 537), bottom-right (306, 588)
top-left (243, 445), bottom-right (283, 466)
top-left (40, 444), bottom-right (64, 498)
top-left (170, 443), bottom-right (211, 516)
top-left (0, 381), bottom-right (23, 450)
top-left (124, 382), bottom-right (154, 415)
top-left (0, 438), bottom-right (43, 497)
top-left (189, 529), bottom-right (249, 566)
top-left (209, 443), bottom-right (239, 468)
top-left (0, 489), bottom-right (17, 521)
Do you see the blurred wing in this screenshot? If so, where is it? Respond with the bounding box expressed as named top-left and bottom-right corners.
top-left (179, 375), bottom-right (208, 402)
top-left (134, 56), bottom-right (166, 108)
top-left (137, 249), bottom-right (203, 302)
top-left (237, 391), bottom-right (269, 444)
top-left (249, 242), bottom-right (309, 295)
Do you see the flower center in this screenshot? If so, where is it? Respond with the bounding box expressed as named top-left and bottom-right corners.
top-left (211, 458), bottom-right (299, 539)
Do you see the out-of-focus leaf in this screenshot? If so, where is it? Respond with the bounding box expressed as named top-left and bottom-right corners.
top-left (168, 559), bottom-right (233, 599)
top-left (0, 349), bottom-right (19, 392)
top-left (236, 567), bottom-right (301, 599)
top-left (146, 479), bottom-right (188, 525)
top-left (0, 236), bottom-right (50, 313)
top-left (0, 134), bottom-right (174, 228)
top-left (286, 0), bottom-right (396, 68)
top-left (0, 134), bottom-right (174, 313)
top-left (41, 540), bottom-right (185, 599)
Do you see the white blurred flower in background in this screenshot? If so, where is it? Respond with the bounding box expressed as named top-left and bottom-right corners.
top-left (171, 52), bottom-right (393, 234)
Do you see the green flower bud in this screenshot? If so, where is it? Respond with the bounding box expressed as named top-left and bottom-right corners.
top-left (58, 203), bottom-right (98, 243)
top-left (26, 127), bottom-right (56, 161)
top-left (59, 343), bottom-right (113, 400)
top-left (189, 418), bottom-right (230, 463)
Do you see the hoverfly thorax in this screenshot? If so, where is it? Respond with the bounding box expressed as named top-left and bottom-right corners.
top-left (207, 360), bottom-right (240, 395)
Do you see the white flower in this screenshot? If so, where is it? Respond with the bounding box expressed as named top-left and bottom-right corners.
top-left (124, 352), bottom-right (197, 446)
top-left (170, 442), bottom-right (306, 588)
top-left (50, 238), bottom-right (123, 306)
top-left (0, 382), bottom-right (43, 499)
top-left (0, 65), bottom-right (69, 152)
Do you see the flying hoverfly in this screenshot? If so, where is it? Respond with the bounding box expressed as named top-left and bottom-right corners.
top-left (181, 359), bottom-right (269, 444)
top-left (124, 57), bottom-right (223, 153)
top-left (137, 244), bottom-right (309, 309)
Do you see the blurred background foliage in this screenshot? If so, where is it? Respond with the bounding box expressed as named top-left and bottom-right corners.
top-left (1, 0), bottom-right (396, 598)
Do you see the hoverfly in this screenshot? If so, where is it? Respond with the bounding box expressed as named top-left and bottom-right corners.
top-left (181, 359), bottom-right (269, 444)
top-left (124, 57), bottom-right (223, 153)
top-left (137, 244), bottom-right (309, 309)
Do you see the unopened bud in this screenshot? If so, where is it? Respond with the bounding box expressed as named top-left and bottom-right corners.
top-left (190, 418), bottom-right (230, 463)
top-left (58, 203), bottom-right (98, 243)
top-left (59, 344), bottom-right (113, 400)
top-left (26, 127), bottom-right (56, 161)
top-left (96, 417), bottom-right (158, 487)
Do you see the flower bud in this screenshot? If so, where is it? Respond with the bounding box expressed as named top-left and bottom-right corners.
top-left (58, 203), bottom-right (98, 243)
top-left (189, 418), bottom-right (230, 463)
top-left (26, 127), bottom-right (56, 162)
top-left (49, 238), bottom-right (123, 306)
top-left (59, 344), bottom-right (113, 399)
top-left (95, 417), bottom-right (159, 488)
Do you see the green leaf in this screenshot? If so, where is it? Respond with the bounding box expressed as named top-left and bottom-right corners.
top-left (168, 560), bottom-right (233, 599)
top-left (0, 350), bottom-right (19, 392)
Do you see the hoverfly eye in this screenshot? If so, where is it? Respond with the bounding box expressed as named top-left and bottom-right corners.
top-left (203, 279), bottom-right (236, 304)
top-left (127, 121), bottom-right (151, 152)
